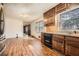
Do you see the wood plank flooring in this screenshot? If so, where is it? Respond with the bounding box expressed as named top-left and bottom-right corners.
top-left (0, 37), bottom-right (63, 56)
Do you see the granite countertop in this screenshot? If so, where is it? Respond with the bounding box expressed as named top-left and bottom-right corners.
top-left (54, 32), bottom-right (79, 37)
top-left (43, 32), bottom-right (79, 37)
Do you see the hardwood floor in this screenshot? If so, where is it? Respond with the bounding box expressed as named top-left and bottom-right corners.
top-left (0, 37), bottom-right (63, 56)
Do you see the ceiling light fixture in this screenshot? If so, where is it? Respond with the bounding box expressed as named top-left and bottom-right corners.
top-left (20, 14), bottom-right (30, 18)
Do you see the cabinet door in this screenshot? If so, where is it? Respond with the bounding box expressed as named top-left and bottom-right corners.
top-left (53, 40), bottom-right (64, 54)
top-left (44, 8), bottom-right (55, 26)
top-left (65, 44), bottom-right (79, 56)
top-left (65, 37), bottom-right (79, 56)
top-left (55, 3), bottom-right (70, 14)
top-left (52, 35), bottom-right (65, 54)
top-left (45, 16), bottom-right (55, 26)
top-left (49, 16), bottom-right (55, 25)
top-left (44, 7), bottom-right (55, 19)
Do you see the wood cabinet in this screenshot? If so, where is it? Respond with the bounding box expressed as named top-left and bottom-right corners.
top-left (52, 34), bottom-right (65, 54)
top-left (44, 3), bottom-right (71, 27)
top-left (52, 34), bottom-right (79, 55)
top-left (41, 32), bottom-right (79, 56)
top-left (44, 7), bottom-right (55, 26)
top-left (44, 7), bottom-right (55, 19)
top-left (55, 3), bottom-right (70, 14)
top-left (45, 17), bottom-right (55, 26)
top-left (65, 36), bottom-right (79, 56)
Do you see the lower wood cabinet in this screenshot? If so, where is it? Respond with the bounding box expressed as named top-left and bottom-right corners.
top-left (53, 40), bottom-right (64, 54)
top-left (65, 44), bottom-right (79, 56)
top-left (52, 35), bottom-right (65, 54)
top-left (65, 36), bottom-right (79, 56)
top-left (41, 33), bottom-right (79, 56)
top-left (52, 34), bottom-right (79, 56)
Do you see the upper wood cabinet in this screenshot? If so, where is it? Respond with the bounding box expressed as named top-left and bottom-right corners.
top-left (44, 7), bottom-right (55, 26)
top-left (44, 3), bottom-right (71, 26)
top-left (44, 16), bottom-right (55, 26)
top-left (55, 3), bottom-right (70, 14)
top-left (44, 7), bottom-right (55, 19)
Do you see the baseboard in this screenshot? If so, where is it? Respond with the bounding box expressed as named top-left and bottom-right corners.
top-left (30, 35), bottom-right (41, 40)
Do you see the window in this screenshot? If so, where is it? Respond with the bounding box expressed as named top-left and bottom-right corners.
top-left (60, 8), bottom-right (79, 31)
top-left (36, 21), bottom-right (44, 33)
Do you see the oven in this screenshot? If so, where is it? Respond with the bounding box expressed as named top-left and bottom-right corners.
top-left (44, 33), bottom-right (53, 48)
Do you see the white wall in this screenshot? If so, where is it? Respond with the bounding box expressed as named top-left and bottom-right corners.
top-left (4, 17), bottom-right (23, 38)
top-left (31, 17), bottom-right (44, 38)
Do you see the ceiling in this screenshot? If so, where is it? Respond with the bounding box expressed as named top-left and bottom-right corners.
top-left (4, 3), bottom-right (58, 23)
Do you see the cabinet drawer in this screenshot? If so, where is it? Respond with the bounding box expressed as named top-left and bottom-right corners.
top-left (66, 40), bottom-right (79, 48)
top-left (65, 36), bottom-right (79, 42)
top-left (53, 35), bottom-right (64, 40)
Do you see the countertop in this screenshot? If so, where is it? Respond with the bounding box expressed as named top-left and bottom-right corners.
top-left (43, 32), bottom-right (79, 37)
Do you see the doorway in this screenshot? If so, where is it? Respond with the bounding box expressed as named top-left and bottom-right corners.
top-left (23, 24), bottom-right (31, 36)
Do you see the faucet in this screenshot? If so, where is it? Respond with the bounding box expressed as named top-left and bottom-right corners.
top-left (73, 31), bottom-right (76, 34)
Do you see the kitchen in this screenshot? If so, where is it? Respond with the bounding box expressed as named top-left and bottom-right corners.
top-left (0, 3), bottom-right (79, 56)
top-left (42, 3), bottom-right (79, 56)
